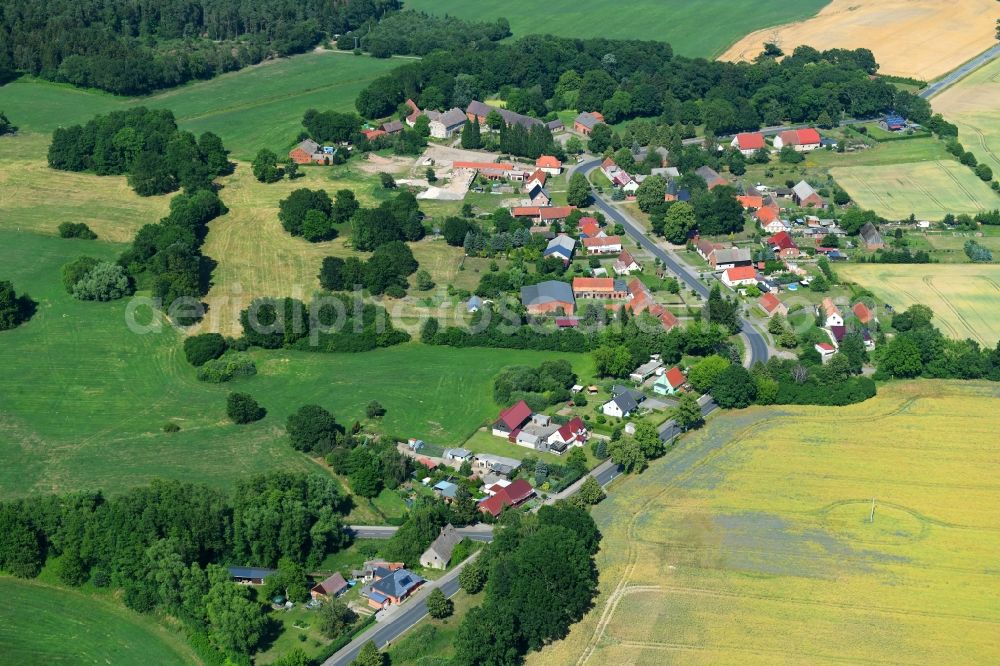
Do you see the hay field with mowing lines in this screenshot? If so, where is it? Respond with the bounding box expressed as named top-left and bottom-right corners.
top-left (0, 230), bottom-right (591, 499)
top-left (934, 55), bottom-right (1000, 175)
top-left (830, 160), bottom-right (996, 219)
top-left (722, 0), bottom-right (1000, 80)
top-left (0, 578), bottom-right (195, 665)
top-left (0, 53), bottom-right (398, 160)
top-left (405, 0), bottom-right (828, 57)
top-left (533, 380), bottom-right (1000, 666)
top-left (838, 264), bottom-right (1000, 346)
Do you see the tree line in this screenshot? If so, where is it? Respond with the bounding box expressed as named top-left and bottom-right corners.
top-left (0, 0), bottom-right (399, 94)
top-left (340, 10), bottom-right (511, 58)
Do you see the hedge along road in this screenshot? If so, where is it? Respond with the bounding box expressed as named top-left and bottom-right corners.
top-left (577, 157), bottom-right (770, 368)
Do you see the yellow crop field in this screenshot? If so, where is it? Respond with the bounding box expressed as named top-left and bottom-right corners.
top-left (721, 0), bottom-right (1000, 80)
top-left (933, 56), bottom-right (1000, 175)
top-left (830, 160), bottom-right (997, 220)
top-left (838, 264), bottom-right (1000, 346)
top-left (533, 380), bottom-right (1000, 665)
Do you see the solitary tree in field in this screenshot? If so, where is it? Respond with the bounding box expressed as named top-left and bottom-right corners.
top-left (365, 400), bottom-right (386, 419)
top-left (227, 392), bottom-right (265, 424)
top-left (252, 148), bottom-right (282, 183)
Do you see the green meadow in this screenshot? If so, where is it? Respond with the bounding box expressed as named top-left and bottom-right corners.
top-left (0, 52), bottom-right (398, 160)
top-left (405, 0), bottom-right (830, 57)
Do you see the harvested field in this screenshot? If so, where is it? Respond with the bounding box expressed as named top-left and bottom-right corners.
top-left (933, 56), bottom-right (1000, 174)
top-left (837, 263), bottom-right (1000, 346)
top-left (721, 0), bottom-right (1000, 80)
top-left (830, 159), bottom-right (997, 219)
top-left (532, 380), bottom-right (1000, 665)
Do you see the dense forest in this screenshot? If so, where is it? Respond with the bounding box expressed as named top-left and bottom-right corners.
top-left (0, 0), bottom-right (400, 94)
top-left (356, 35), bottom-right (928, 132)
top-left (338, 10), bottom-right (511, 58)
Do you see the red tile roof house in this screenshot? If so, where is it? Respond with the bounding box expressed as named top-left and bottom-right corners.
top-left (573, 277), bottom-right (629, 300)
top-left (310, 572), bottom-right (349, 601)
top-left (774, 128), bottom-right (821, 152)
top-left (653, 366), bottom-right (687, 395)
top-left (721, 266), bottom-right (758, 288)
top-left (404, 98), bottom-right (422, 126)
top-left (853, 302), bottom-right (875, 325)
top-left (767, 230), bottom-right (797, 252)
top-left (574, 111), bottom-right (605, 135)
top-left (695, 238), bottom-right (726, 262)
top-left (546, 417), bottom-right (588, 453)
top-left (578, 217), bottom-right (604, 238)
top-left (536, 155), bottom-right (563, 175)
top-left (730, 132), bottom-right (766, 156)
top-left (492, 400), bottom-right (533, 438)
top-left (479, 479), bottom-right (536, 518)
top-left (583, 235), bottom-right (623, 254)
top-left (613, 249), bottom-right (641, 275)
top-left (815, 342), bottom-right (837, 361)
top-left (792, 180), bottom-right (825, 208)
top-left (288, 139), bottom-right (328, 165)
top-left (737, 194), bottom-right (764, 209)
top-left (758, 293), bottom-right (788, 317)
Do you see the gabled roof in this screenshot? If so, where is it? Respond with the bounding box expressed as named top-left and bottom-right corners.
top-left (853, 302), bottom-right (873, 324)
top-left (756, 206), bottom-right (780, 224)
top-left (610, 392), bottom-right (639, 414)
top-left (520, 280), bottom-right (574, 307)
top-left (436, 107), bottom-right (468, 128)
top-left (759, 292), bottom-right (783, 313)
top-left (695, 165), bottom-right (726, 186)
top-left (574, 111), bottom-right (603, 130)
top-left (734, 132), bottom-right (765, 150)
top-left (405, 98), bottom-right (421, 123)
top-left (466, 101), bottom-right (541, 128)
top-left (228, 566), bottom-right (276, 580)
top-left (495, 400), bottom-right (532, 430)
top-left (296, 139), bottom-right (320, 155)
top-left (556, 417), bottom-right (585, 442)
top-left (382, 119), bottom-right (404, 133)
top-left (792, 180), bottom-right (819, 201)
top-left (664, 366), bottom-right (685, 389)
top-left (536, 155), bottom-right (561, 169)
top-left (578, 218), bottom-right (602, 238)
top-left (725, 266), bottom-right (757, 281)
top-left (425, 524), bottom-right (461, 562)
top-left (544, 234), bottom-right (576, 259)
top-left (816, 342), bottom-right (836, 352)
top-left (479, 479), bottom-right (534, 517)
top-left (528, 182), bottom-right (550, 201)
top-left (573, 277), bottom-right (617, 292)
top-left (616, 249), bottom-right (638, 267)
top-left (712, 247), bottom-right (751, 264)
top-left (830, 325), bottom-right (846, 342)
top-left (779, 128), bottom-right (821, 145)
top-left (859, 222), bottom-right (883, 245)
top-left (312, 572), bottom-right (348, 597)
top-left (583, 235), bottom-right (623, 249)
top-left (527, 168), bottom-right (547, 185)
top-left (539, 206), bottom-right (574, 221)
top-left (768, 231), bottom-right (796, 250)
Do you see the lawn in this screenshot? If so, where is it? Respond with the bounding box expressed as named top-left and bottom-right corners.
top-left (532, 380), bottom-right (1000, 665)
top-left (837, 263), bottom-right (1000, 346)
top-left (933, 54), bottom-right (1000, 175)
top-left (0, 53), bottom-right (399, 160)
top-left (405, 0), bottom-right (830, 57)
top-left (830, 160), bottom-right (997, 219)
top-left (0, 229), bottom-right (592, 499)
top-left (0, 577), bottom-right (196, 665)
top-left (387, 589), bottom-right (484, 665)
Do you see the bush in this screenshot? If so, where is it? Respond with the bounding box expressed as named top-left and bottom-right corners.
top-left (163, 422), bottom-right (180, 433)
top-left (197, 354), bottom-right (257, 383)
top-left (71, 261), bottom-right (133, 301)
top-left (60, 256), bottom-right (100, 294)
top-left (184, 333), bottom-right (228, 366)
top-left (227, 392), bottom-right (265, 424)
top-left (58, 222), bottom-right (97, 239)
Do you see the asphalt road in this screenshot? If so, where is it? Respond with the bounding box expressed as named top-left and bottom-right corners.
top-left (920, 43), bottom-right (1000, 99)
top-left (347, 525), bottom-right (494, 542)
top-left (578, 158), bottom-right (770, 368)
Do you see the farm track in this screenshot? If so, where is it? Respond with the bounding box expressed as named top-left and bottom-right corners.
top-left (935, 161), bottom-right (979, 204)
top-left (970, 126), bottom-right (1000, 172)
top-left (921, 276), bottom-right (982, 343)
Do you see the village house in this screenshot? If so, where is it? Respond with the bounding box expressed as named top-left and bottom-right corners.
top-left (520, 280), bottom-right (575, 315)
top-left (879, 114), bottom-right (907, 132)
top-left (613, 249), bottom-right (641, 275)
top-left (365, 568), bottom-right (424, 610)
top-left (602, 389), bottom-right (643, 418)
top-left (583, 235), bottom-right (623, 254)
top-left (762, 217), bottom-right (791, 234)
top-left (820, 297), bottom-right (844, 327)
top-left (578, 217), bottom-right (604, 238)
top-left (466, 100), bottom-right (542, 130)
top-left (853, 302), bottom-right (875, 325)
top-left (362, 128), bottom-right (386, 141)
top-left (773, 128), bottom-right (821, 152)
top-left (572, 277), bottom-right (628, 300)
top-left (767, 230), bottom-right (798, 256)
top-left (473, 453), bottom-right (521, 479)
top-left (710, 247), bottom-right (752, 270)
top-left (492, 400), bottom-right (533, 438)
top-left (695, 165), bottom-right (729, 190)
top-left (663, 179), bottom-right (691, 202)
top-left (515, 413), bottom-right (561, 451)
top-left (546, 417), bottom-right (587, 453)
top-left (428, 108), bottom-right (467, 138)
top-left (574, 111), bottom-right (605, 135)
top-left (525, 168), bottom-right (547, 192)
top-left (653, 366), bottom-right (686, 395)
top-left (792, 180), bottom-right (825, 208)
top-left (404, 99), bottom-right (422, 126)
top-left (381, 119), bottom-right (404, 135)
top-left (860, 222), bottom-right (884, 250)
top-left (731, 132), bottom-right (766, 156)
top-left (479, 479), bottom-right (535, 517)
top-left (758, 292), bottom-right (788, 317)
top-left (536, 155), bottom-right (562, 175)
top-left (721, 266), bottom-right (758, 288)
top-left (310, 572), bottom-right (349, 602)
top-left (466, 296), bottom-right (482, 313)
top-left (420, 524), bottom-right (462, 570)
top-left (527, 182), bottom-right (551, 206)
top-left (510, 205), bottom-right (575, 224)
top-left (288, 139), bottom-right (332, 165)
top-left (543, 234), bottom-right (576, 263)
top-left (600, 157), bottom-right (619, 180)
top-left (695, 238), bottom-right (726, 262)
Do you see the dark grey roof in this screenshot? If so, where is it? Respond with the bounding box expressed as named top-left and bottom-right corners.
top-left (382, 119), bottom-right (404, 133)
top-left (437, 108), bottom-right (468, 128)
top-left (521, 280), bottom-right (574, 307)
top-left (425, 525), bottom-right (462, 563)
top-left (297, 139), bottom-right (320, 155)
top-left (612, 393), bottom-right (640, 414)
top-left (467, 101), bottom-right (542, 129)
top-left (574, 112), bottom-right (601, 130)
top-left (860, 222), bottom-right (883, 245)
top-left (695, 165), bottom-right (723, 183)
top-left (371, 569), bottom-right (424, 598)
top-left (546, 119), bottom-right (565, 130)
top-left (613, 278), bottom-right (627, 292)
top-left (712, 248), bottom-right (751, 264)
top-left (228, 566), bottom-right (276, 579)
top-left (612, 385), bottom-right (645, 404)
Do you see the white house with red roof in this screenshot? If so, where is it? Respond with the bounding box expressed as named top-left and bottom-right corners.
top-left (583, 235), bottom-right (623, 254)
top-left (815, 342), bottom-right (836, 361)
top-left (774, 128), bottom-right (821, 152)
top-left (546, 417), bottom-right (588, 452)
top-left (613, 249), bottom-right (641, 275)
top-left (479, 479), bottom-right (535, 517)
top-left (535, 155), bottom-right (562, 175)
top-left (492, 400), bottom-right (533, 438)
top-left (758, 293), bottom-right (787, 317)
top-left (731, 132), bottom-right (766, 156)
top-left (578, 217), bottom-right (604, 239)
top-left (722, 266), bottom-right (757, 288)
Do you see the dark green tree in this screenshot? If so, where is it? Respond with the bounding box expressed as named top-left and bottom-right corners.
top-left (286, 405), bottom-right (341, 452)
top-left (426, 587), bottom-right (454, 618)
top-left (711, 363), bottom-right (757, 408)
top-left (227, 392), bottom-right (265, 424)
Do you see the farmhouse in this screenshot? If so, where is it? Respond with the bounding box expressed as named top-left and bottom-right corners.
top-left (653, 366), bottom-right (686, 395)
top-left (583, 235), bottom-right (623, 254)
top-left (820, 297), bottom-right (844, 327)
top-left (721, 266), bottom-right (758, 288)
top-left (511, 205), bottom-right (575, 223)
top-left (731, 132), bottom-right (766, 156)
top-left (543, 234), bottom-right (576, 263)
top-left (546, 417), bottom-right (587, 453)
top-left (492, 400), bottom-right (532, 438)
top-left (520, 280), bottom-right (575, 315)
top-left (466, 100), bottom-right (542, 130)
top-left (365, 568), bottom-right (424, 609)
top-left (860, 222), bottom-right (884, 250)
top-left (419, 524), bottom-right (461, 570)
top-left (695, 239), bottom-right (726, 262)
top-left (574, 111), bottom-right (605, 135)
top-left (546, 119), bottom-right (565, 132)
top-left (536, 155), bottom-right (562, 175)
top-left (774, 128), bottom-right (821, 151)
top-left (578, 217), bottom-right (604, 238)
top-left (695, 165), bottom-right (729, 190)
top-left (613, 249), bottom-right (641, 275)
top-left (767, 230), bottom-right (797, 253)
top-left (479, 479), bottom-right (535, 517)
top-left (879, 114), bottom-right (907, 132)
top-left (525, 169), bottom-right (547, 191)
top-left (428, 108), bottom-right (467, 138)
top-left (758, 292), bottom-right (787, 317)
top-left (792, 180), bottom-right (824, 208)
top-left (381, 119), bottom-right (404, 135)
top-left (404, 98), bottom-right (422, 126)
top-left (310, 572), bottom-right (349, 601)
top-left (527, 183), bottom-right (552, 206)
top-left (288, 139), bottom-right (329, 165)
top-left (710, 247), bottom-right (752, 270)
top-left (572, 277), bottom-right (628, 300)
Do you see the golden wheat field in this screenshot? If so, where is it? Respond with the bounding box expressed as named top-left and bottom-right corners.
top-left (933, 55), bottom-right (1000, 175)
top-left (532, 380), bottom-right (1000, 665)
top-left (721, 0), bottom-right (1000, 80)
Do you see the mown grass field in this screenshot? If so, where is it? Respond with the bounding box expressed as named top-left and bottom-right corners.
top-left (838, 263), bottom-right (1000, 346)
top-left (533, 380), bottom-right (1000, 665)
top-left (0, 229), bottom-right (591, 499)
top-left (0, 577), bottom-right (195, 665)
top-left (405, 0), bottom-right (829, 57)
top-left (830, 160), bottom-right (997, 219)
top-left (0, 53), bottom-right (398, 160)
top-left (933, 54), bottom-right (1000, 175)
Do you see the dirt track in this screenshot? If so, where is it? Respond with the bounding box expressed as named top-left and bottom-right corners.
top-left (720, 0), bottom-right (1000, 81)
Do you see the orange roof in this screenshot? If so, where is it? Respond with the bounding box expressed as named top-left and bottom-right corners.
top-left (591, 111), bottom-right (605, 122)
top-left (853, 302), bottom-right (873, 324)
top-left (737, 195), bottom-right (763, 209)
top-left (539, 206), bottom-right (574, 220)
top-left (779, 128), bottom-right (821, 146)
top-left (755, 206), bottom-right (779, 223)
top-left (601, 157), bottom-right (616, 169)
top-left (759, 293), bottom-right (782, 313)
top-left (734, 132), bottom-right (765, 150)
top-left (512, 206), bottom-right (540, 217)
top-left (527, 168), bottom-right (547, 184)
top-left (725, 266), bottom-right (757, 281)
top-left (664, 366), bottom-right (685, 388)
top-left (816, 342), bottom-right (835, 352)
top-left (536, 155), bottom-right (562, 168)
top-left (453, 161), bottom-right (515, 171)
top-left (617, 249), bottom-right (637, 266)
top-left (573, 277), bottom-right (616, 292)
top-left (583, 235), bottom-right (622, 248)
top-left (647, 304), bottom-right (678, 330)
top-left (363, 129), bottom-right (386, 140)
top-left (579, 219), bottom-right (601, 237)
